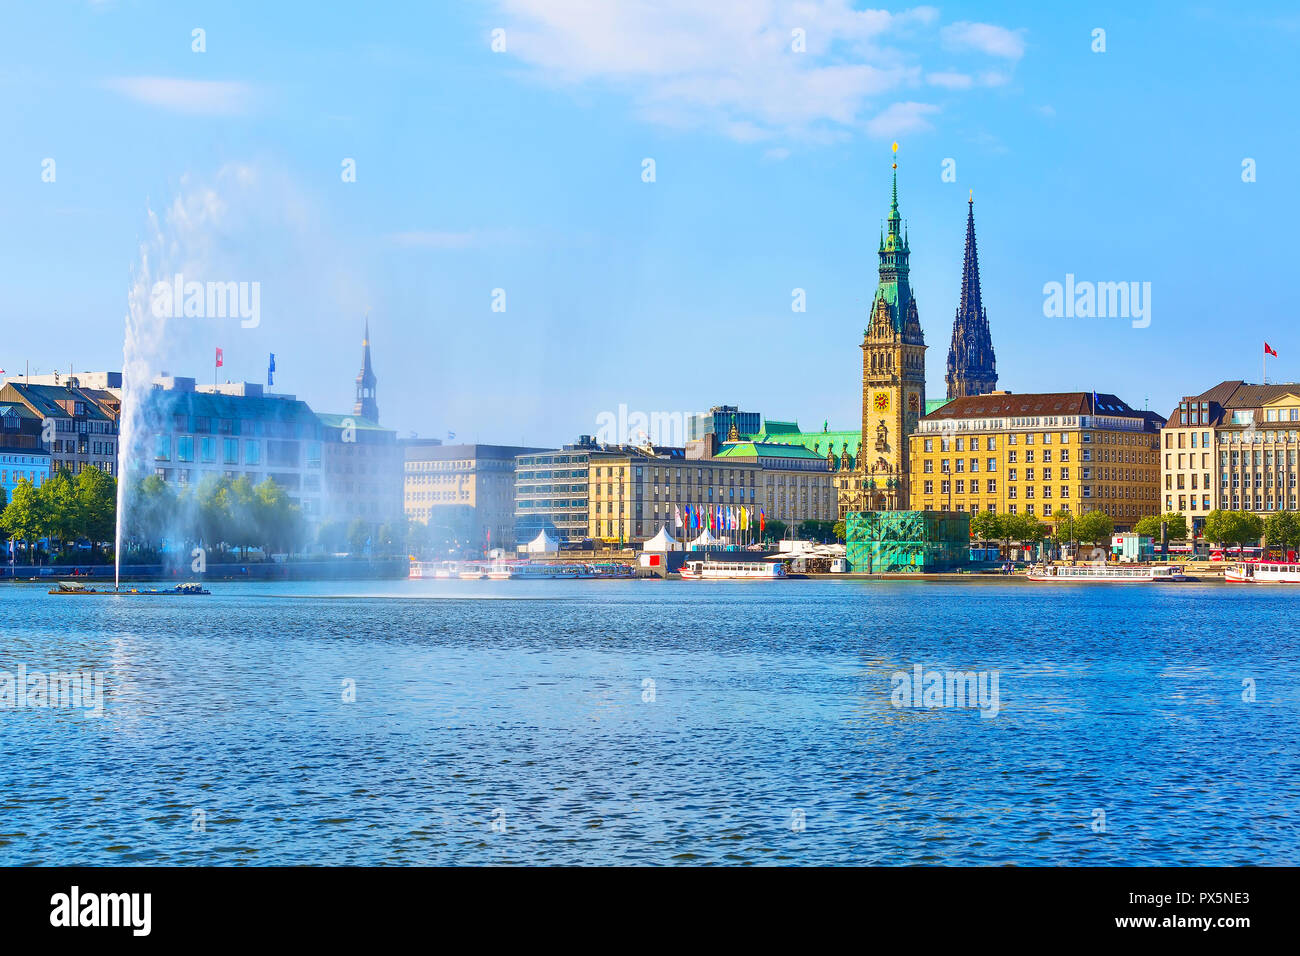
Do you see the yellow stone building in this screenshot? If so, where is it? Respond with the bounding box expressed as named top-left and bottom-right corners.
top-left (1161, 381), bottom-right (1300, 535)
top-left (908, 391), bottom-right (1164, 531)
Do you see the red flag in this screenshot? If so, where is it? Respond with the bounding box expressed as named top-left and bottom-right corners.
top-left (215, 347), bottom-right (224, 367)
top-left (1265, 342), bottom-right (1278, 357)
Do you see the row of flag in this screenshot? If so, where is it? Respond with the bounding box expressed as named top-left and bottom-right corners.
top-left (673, 503), bottom-right (765, 534)
top-left (215, 348), bottom-right (276, 386)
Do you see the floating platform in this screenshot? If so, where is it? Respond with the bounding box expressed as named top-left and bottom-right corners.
top-left (49, 582), bottom-right (211, 596)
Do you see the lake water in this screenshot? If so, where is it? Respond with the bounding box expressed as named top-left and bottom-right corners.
top-left (2, 578), bottom-right (1297, 865)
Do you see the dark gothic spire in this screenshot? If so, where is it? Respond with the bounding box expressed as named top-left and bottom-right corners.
top-left (945, 192), bottom-right (997, 400)
top-left (353, 317), bottom-right (379, 422)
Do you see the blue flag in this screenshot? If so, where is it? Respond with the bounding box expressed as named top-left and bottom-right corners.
top-left (267, 353), bottom-right (276, 386)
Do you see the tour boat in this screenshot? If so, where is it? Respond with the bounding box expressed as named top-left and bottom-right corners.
top-left (1026, 564), bottom-right (1186, 583)
top-left (457, 567), bottom-right (485, 580)
top-left (1225, 561), bottom-right (1300, 583)
top-left (679, 559), bottom-right (785, 580)
top-left (409, 561), bottom-right (459, 579)
top-left (486, 565), bottom-right (514, 580)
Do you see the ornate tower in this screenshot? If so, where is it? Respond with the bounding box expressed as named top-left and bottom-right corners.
top-left (945, 193), bottom-right (997, 400)
top-left (854, 144), bottom-right (926, 512)
top-left (353, 318), bottom-right (379, 422)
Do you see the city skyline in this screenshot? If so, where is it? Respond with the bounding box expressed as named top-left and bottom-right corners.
top-left (3, 1), bottom-right (1298, 448)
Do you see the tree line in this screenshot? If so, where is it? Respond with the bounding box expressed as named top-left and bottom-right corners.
top-left (1, 467), bottom-right (116, 561)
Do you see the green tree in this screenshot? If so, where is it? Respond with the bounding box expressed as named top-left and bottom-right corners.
top-left (831, 519), bottom-right (846, 543)
top-left (2, 478), bottom-right (48, 560)
top-left (128, 474), bottom-right (176, 551)
top-left (1264, 510), bottom-right (1300, 556)
top-left (346, 517), bottom-right (370, 555)
top-left (1074, 510), bottom-right (1114, 546)
top-left (253, 478), bottom-right (301, 554)
top-left (39, 470), bottom-right (80, 554)
top-left (761, 519), bottom-right (788, 543)
top-left (1134, 511), bottom-right (1188, 542)
top-left (1205, 509), bottom-right (1263, 554)
top-left (796, 519), bottom-right (836, 543)
top-left (75, 466), bottom-right (117, 551)
top-left (969, 509), bottom-right (1003, 543)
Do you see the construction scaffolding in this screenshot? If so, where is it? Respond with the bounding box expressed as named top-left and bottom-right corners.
top-left (846, 510), bottom-right (971, 573)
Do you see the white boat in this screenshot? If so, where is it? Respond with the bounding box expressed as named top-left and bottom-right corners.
top-left (409, 561), bottom-right (459, 579)
top-left (680, 559), bottom-right (786, 580)
top-left (1027, 563), bottom-right (1186, 583)
top-left (1225, 561), bottom-right (1300, 583)
top-left (457, 567), bottom-right (485, 580)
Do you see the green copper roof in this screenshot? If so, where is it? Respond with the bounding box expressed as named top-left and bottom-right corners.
top-left (760, 420), bottom-right (800, 435)
top-left (752, 422), bottom-right (862, 462)
top-left (716, 441), bottom-right (824, 460)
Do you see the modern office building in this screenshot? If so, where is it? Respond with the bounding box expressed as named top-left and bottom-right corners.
top-left (139, 377), bottom-right (326, 514)
top-left (910, 391), bottom-right (1164, 532)
top-left (686, 405), bottom-right (763, 443)
top-left (1161, 381), bottom-right (1300, 533)
top-left (514, 437), bottom-right (596, 543)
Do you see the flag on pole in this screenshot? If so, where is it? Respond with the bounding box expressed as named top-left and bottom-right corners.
top-left (1265, 342), bottom-right (1278, 357)
top-left (215, 347), bottom-right (224, 368)
top-left (267, 352), bottom-right (276, 386)
top-left (760, 508), bottom-right (766, 534)
top-left (674, 505), bottom-right (682, 529)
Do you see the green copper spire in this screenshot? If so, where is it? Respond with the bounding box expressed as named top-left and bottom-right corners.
top-left (870, 143), bottom-right (913, 334)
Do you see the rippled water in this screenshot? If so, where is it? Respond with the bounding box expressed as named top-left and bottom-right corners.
top-left (1, 578), bottom-right (1297, 865)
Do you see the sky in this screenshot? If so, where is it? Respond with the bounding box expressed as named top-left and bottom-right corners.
top-left (2, 1), bottom-right (1298, 447)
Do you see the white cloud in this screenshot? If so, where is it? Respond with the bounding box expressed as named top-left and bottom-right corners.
top-left (104, 76), bottom-right (253, 115)
top-left (494, 1), bottom-right (1023, 141)
top-left (940, 22), bottom-right (1026, 60)
top-left (926, 71), bottom-right (973, 89)
top-left (388, 229), bottom-right (522, 249)
top-left (865, 101), bottom-right (940, 137)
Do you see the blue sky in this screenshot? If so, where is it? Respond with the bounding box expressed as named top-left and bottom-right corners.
top-left (2, 1), bottom-right (1298, 445)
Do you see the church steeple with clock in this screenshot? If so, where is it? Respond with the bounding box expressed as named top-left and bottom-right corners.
top-left (855, 144), bottom-right (926, 511)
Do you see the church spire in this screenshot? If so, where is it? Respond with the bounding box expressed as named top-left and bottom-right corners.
top-left (945, 193), bottom-right (997, 400)
top-left (353, 316), bottom-right (379, 422)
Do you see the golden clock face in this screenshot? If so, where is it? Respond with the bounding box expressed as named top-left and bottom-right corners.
top-left (908, 392), bottom-right (920, 413)
top-left (873, 391), bottom-right (890, 412)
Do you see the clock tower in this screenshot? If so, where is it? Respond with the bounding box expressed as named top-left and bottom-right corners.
top-left (852, 144), bottom-right (926, 512)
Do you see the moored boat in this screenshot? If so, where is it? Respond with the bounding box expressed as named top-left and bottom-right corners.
top-left (1225, 561), bottom-right (1300, 583)
top-left (1026, 563), bottom-right (1185, 583)
top-left (680, 559), bottom-right (785, 580)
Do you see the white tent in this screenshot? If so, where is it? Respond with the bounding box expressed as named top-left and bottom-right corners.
top-left (688, 528), bottom-right (722, 548)
top-left (642, 526), bottom-right (681, 551)
top-left (522, 529), bottom-right (561, 553)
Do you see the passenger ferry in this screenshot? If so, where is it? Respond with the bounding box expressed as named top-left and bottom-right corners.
top-left (679, 559), bottom-right (785, 580)
top-left (409, 561), bottom-right (459, 579)
top-left (1225, 561), bottom-right (1300, 583)
top-left (1026, 564), bottom-right (1186, 583)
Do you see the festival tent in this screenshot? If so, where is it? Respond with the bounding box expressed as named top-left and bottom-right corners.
top-left (642, 526), bottom-right (681, 551)
top-left (522, 529), bottom-right (561, 553)
top-left (688, 528), bottom-right (722, 548)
